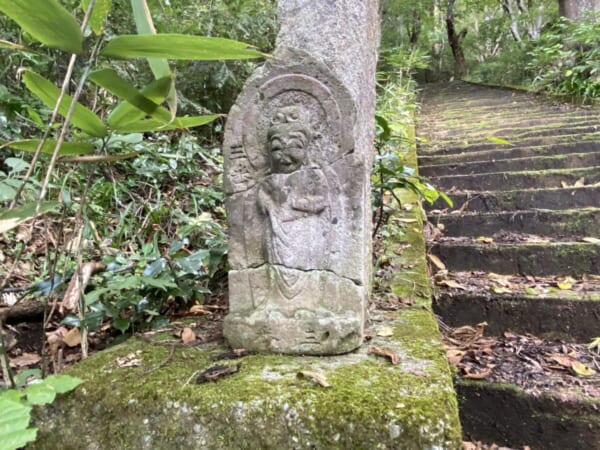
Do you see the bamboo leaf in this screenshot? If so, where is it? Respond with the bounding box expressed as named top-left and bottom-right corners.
top-left (2, 139), bottom-right (94, 156)
top-left (22, 71), bottom-right (107, 137)
top-left (129, 0), bottom-right (175, 112)
top-left (0, 201), bottom-right (60, 234)
top-left (101, 34), bottom-right (265, 61)
top-left (0, 39), bottom-right (27, 51)
top-left (81, 0), bottom-right (112, 35)
top-left (107, 76), bottom-right (172, 128)
top-left (114, 114), bottom-right (220, 133)
top-left (89, 69), bottom-right (171, 124)
top-left (0, 0), bottom-right (83, 53)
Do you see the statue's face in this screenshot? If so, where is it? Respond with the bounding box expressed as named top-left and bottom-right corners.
top-left (269, 129), bottom-right (308, 174)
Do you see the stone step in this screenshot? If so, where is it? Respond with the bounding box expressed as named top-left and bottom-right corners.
top-left (418, 141), bottom-right (600, 167)
top-left (428, 122), bottom-right (599, 142)
top-left (431, 208), bottom-right (600, 237)
top-left (429, 241), bottom-right (600, 276)
top-left (433, 289), bottom-right (600, 341)
top-left (433, 166), bottom-right (600, 191)
top-left (420, 152), bottom-right (600, 178)
top-left (457, 380), bottom-right (600, 450)
top-left (423, 111), bottom-right (597, 132)
top-left (418, 132), bottom-right (599, 156)
top-left (426, 186), bottom-right (600, 212)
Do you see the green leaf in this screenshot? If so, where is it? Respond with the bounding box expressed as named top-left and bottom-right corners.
top-left (0, 0), bottom-right (83, 53)
top-left (2, 139), bottom-right (95, 156)
top-left (114, 114), bottom-right (220, 133)
top-left (24, 383), bottom-right (56, 405)
top-left (81, 0), bottom-right (112, 35)
top-left (0, 398), bottom-right (36, 450)
top-left (107, 76), bottom-right (172, 128)
top-left (486, 136), bottom-right (512, 146)
top-left (41, 375), bottom-right (83, 394)
top-left (89, 69), bottom-right (171, 124)
top-left (0, 201), bottom-right (60, 234)
top-left (129, 0), bottom-right (175, 111)
top-left (22, 71), bottom-right (107, 137)
top-left (101, 34), bottom-right (265, 61)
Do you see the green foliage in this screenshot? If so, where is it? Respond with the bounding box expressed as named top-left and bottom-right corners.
top-left (0, 374), bottom-right (83, 450)
top-left (528, 14), bottom-right (600, 102)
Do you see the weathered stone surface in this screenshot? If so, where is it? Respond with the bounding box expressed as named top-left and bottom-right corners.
top-left (223, 1), bottom-right (379, 354)
top-left (30, 189), bottom-right (462, 450)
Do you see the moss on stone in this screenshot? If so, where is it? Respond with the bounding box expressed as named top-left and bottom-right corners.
top-left (30, 94), bottom-right (461, 449)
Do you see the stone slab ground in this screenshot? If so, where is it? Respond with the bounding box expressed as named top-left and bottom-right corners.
top-left (418, 81), bottom-right (600, 449)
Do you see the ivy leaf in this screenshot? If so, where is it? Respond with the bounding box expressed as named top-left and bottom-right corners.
top-left (0, 0), bottom-right (83, 53)
top-left (22, 71), bottom-right (107, 137)
top-left (41, 375), bottom-right (83, 394)
top-left (0, 398), bottom-right (37, 450)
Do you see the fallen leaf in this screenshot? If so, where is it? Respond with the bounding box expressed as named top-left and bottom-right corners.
top-left (297, 371), bottom-right (331, 388)
top-left (116, 351), bottom-right (143, 368)
top-left (582, 237), bottom-right (600, 244)
top-left (476, 236), bottom-right (494, 244)
top-left (463, 367), bottom-right (492, 379)
top-left (60, 262), bottom-right (106, 314)
top-left (572, 361), bottom-right (595, 376)
top-left (438, 280), bottom-right (467, 290)
top-left (447, 349), bottom-right (465, 366)
top-left (63, 327), bottom-right (81, 347)
top-left (368, 346), bottom-right (400, 365)
top-left (10, 353), bottom-right (41, 368)
top-left (549, 354), bottom-right (573, 368)
top-left (587, 337), bottom-right (600, 351)
top-left (196, 363), bottom-right (241, 383)
top-left (409, 370), bottom-right (430, 377)
top-left (556, 282), bottom-right (572, 290)
top-left (561, 181), bottom-right (569, 188)
top-left (427, 254), bottom-right (446, 271)
top-left (491, 285), bottom-right (510, 294)
top-left (188, 304), bottom-right (213, 316)
top-left (181, 327), bottom-right (196, 344)
top-left (376, 326), bottom-right (394, 337)
top-left (574, 177), bottom-right (585, 187)
top-left (524, 287), bottom-right (537, 296)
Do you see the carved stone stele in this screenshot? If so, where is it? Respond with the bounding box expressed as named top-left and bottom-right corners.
top-left (223, 46), bottom-right (369, 355)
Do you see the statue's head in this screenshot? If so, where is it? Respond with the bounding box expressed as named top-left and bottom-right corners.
top-left (267, 106), bottom-right (311, 174)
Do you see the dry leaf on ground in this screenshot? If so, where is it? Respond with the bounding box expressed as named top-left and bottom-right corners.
top-left (428, 254), bottom-right (446, 270)
top-left (9, 352), bottom-right (41, 368)
top-left (297, 371), bottom-right (331, 388)
top-left (181, 327), bottom-right (196, 344)
top-left (196, 364), bottom-right (241, 383)
top-left (368, 346), bottom-right (401, 365)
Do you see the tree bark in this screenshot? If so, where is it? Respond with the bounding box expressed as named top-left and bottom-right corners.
top-left (446, 0), bottom-right (467, 77)
top-left (558, 0), bottom-right (600, 19)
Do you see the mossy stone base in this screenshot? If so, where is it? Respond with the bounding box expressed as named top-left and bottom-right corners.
top-left (30, 188), bottom-right (461, 450)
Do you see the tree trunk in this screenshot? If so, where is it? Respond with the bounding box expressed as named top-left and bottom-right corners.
top-left (446, 0), bottom-right (467, 77)
top-left (558, 0), bottom-right (600, 19)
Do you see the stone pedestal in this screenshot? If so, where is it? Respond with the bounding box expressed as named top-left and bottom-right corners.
top-left (223, 1), bottom-right (379, 354)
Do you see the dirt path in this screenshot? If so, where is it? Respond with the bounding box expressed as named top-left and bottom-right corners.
top-left (417, 82), bottom-right (600, 450)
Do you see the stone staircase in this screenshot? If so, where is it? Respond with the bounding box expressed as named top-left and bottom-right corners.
top-left (417, 82), bottom-right (600, 449)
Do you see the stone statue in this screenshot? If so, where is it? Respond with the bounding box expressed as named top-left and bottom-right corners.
top-left (223, 48), bottom-right (370, 355)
